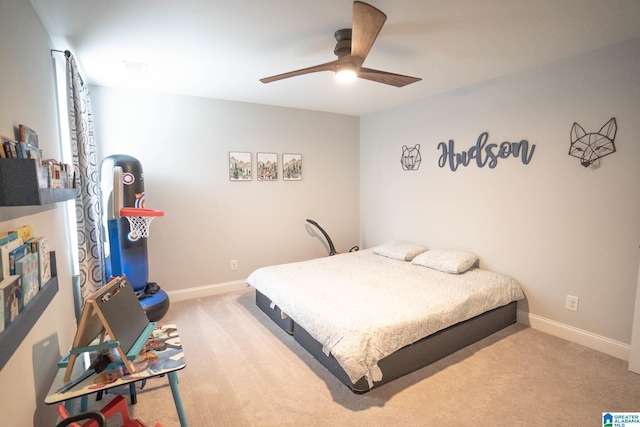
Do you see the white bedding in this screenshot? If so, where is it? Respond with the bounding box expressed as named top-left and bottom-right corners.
top-left (246, 249), bottom-right (525, 385)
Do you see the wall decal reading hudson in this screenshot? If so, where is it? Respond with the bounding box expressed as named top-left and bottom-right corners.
top-left (438, 132), bottom-right (535, 171)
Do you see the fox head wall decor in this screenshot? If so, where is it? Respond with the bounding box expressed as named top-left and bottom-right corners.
top-left (569, 117), bottom-right (617, 167)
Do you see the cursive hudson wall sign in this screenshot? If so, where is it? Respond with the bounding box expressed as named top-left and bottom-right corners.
top-left (437, 132), bottom-right (535, 171)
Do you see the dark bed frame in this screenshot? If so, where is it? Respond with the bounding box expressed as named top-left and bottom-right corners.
top-left (255, 289), bottom-right (517, 393)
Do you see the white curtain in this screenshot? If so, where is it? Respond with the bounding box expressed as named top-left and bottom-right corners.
top-left (65, 51), bottom-right (105, 299)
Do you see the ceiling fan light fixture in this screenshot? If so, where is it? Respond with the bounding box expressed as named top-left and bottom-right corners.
top-left (335, 68), bottom-right (357, 83)
top-left (335, 60), bottom-right (358, 83)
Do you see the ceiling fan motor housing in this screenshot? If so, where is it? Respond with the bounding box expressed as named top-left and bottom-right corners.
top-left (334, 29), bottom-right (352, 58)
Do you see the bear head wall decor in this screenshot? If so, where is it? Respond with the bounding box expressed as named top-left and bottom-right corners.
top-left (401, 144), bottom-right (422, 171)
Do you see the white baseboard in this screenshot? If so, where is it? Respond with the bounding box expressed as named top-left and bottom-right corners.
top-left (517, 309), bottom-right (630, 361)
top-left (166, 280), bottom-right (250, 303)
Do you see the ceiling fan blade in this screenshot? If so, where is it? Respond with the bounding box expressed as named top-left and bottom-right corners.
top-left (358, 67), bottom-right (422, 87)
top-left (351, 1), bottom-right (387, 67)
top-left (260, 60), bottom-right (338, 84)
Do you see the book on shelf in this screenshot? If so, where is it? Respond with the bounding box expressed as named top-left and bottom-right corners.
top-left (11, 225), bottom-right (33, 243)
top-left (29, 236), bottom-right (51, 287)
top-left (1, 136), bottom-right (18, 158)
top-left (0, 275), bottom-right (23, 333)
top-left (4, 139), bottom-right (43, 162)
top-left (15, 142), bottom-right (25, 159)
top-left (0, 237), bottom-right (23, 281)
top-left (8, 243), bottom-right (29, 275)
top-left (41, 159), bottom-right (75, 189)
top-left (18, 124), bottom-right (39, 148)
top-left (15, 252), bottom-right (39, 307)
top-left (20, 142), bottom-right (42, 163)
top-left (0, 231), bottom-right (18, 247)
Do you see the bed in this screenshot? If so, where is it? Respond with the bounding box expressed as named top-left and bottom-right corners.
top-left (246, 242), bottom-right (525, 393)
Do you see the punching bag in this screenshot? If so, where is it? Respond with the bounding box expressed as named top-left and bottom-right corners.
top-left (100, 154), bottom-right (149, 290)
top-left (100, 154), bottom-right (170, 321)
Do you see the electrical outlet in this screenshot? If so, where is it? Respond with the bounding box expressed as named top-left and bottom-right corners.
top-left (566, 295), bottom-right (579, 312)
top-left (230, 260), bottom-right (238, 271)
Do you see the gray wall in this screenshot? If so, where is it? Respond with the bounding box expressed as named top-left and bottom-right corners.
top-left (0, 0), bottom-right (77, 425)
top-left (89, 87), bottom-right (360, 293)
top-left (360, 37), bottom-right (640, 350)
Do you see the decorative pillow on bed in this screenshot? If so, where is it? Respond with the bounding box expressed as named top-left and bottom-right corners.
top-left (411, 248), bottom-right (479, 273)
top-left (372, 241), bottom-right (428, 261)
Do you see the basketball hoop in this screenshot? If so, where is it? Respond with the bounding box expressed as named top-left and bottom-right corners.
top-left (120, 207), bottom-right (164, 239)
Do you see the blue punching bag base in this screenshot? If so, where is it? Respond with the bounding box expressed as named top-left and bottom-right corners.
top-left (139, 289), bottom-right (170, 322)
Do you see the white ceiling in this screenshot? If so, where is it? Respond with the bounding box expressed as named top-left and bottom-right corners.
top-left (30, 0), bottom-right (640, 116)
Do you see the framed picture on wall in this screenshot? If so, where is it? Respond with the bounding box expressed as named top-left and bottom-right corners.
top-left (282, 153), bottom-right (302, 181)
top-left (257, 152), bottom-right (278, 181)
top-left (229, 151), bottom-right (252, 181)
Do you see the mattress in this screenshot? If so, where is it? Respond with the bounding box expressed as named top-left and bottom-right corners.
top-left (246, 248), bottom-right (524, 386)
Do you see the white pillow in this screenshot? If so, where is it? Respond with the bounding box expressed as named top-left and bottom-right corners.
top-left (372, 241), bottom-right (428, 261)
top-left (411, 248), bottom-right (478, 274)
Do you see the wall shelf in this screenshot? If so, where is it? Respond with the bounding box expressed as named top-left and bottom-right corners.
top-left (0, 158), bottom-right (75, 206)
top-left (0, 252), bottom-right (58, 372)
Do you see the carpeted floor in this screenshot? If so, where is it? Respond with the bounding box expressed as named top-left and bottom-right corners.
top-left (84, 288), bottom-right (640, 426)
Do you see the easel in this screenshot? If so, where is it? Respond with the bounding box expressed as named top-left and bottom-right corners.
top-left (59, 276), bottom-right (156, 383)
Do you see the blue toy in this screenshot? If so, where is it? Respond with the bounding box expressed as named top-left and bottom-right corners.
top-left (100, 154), bottom-right (170, 321)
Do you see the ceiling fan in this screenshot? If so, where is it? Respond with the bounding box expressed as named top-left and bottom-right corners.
top-left (260, 1), bottom-right (421, 88)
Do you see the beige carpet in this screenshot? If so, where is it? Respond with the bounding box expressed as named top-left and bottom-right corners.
top-left (83, 289), bottom-right (640, 426)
